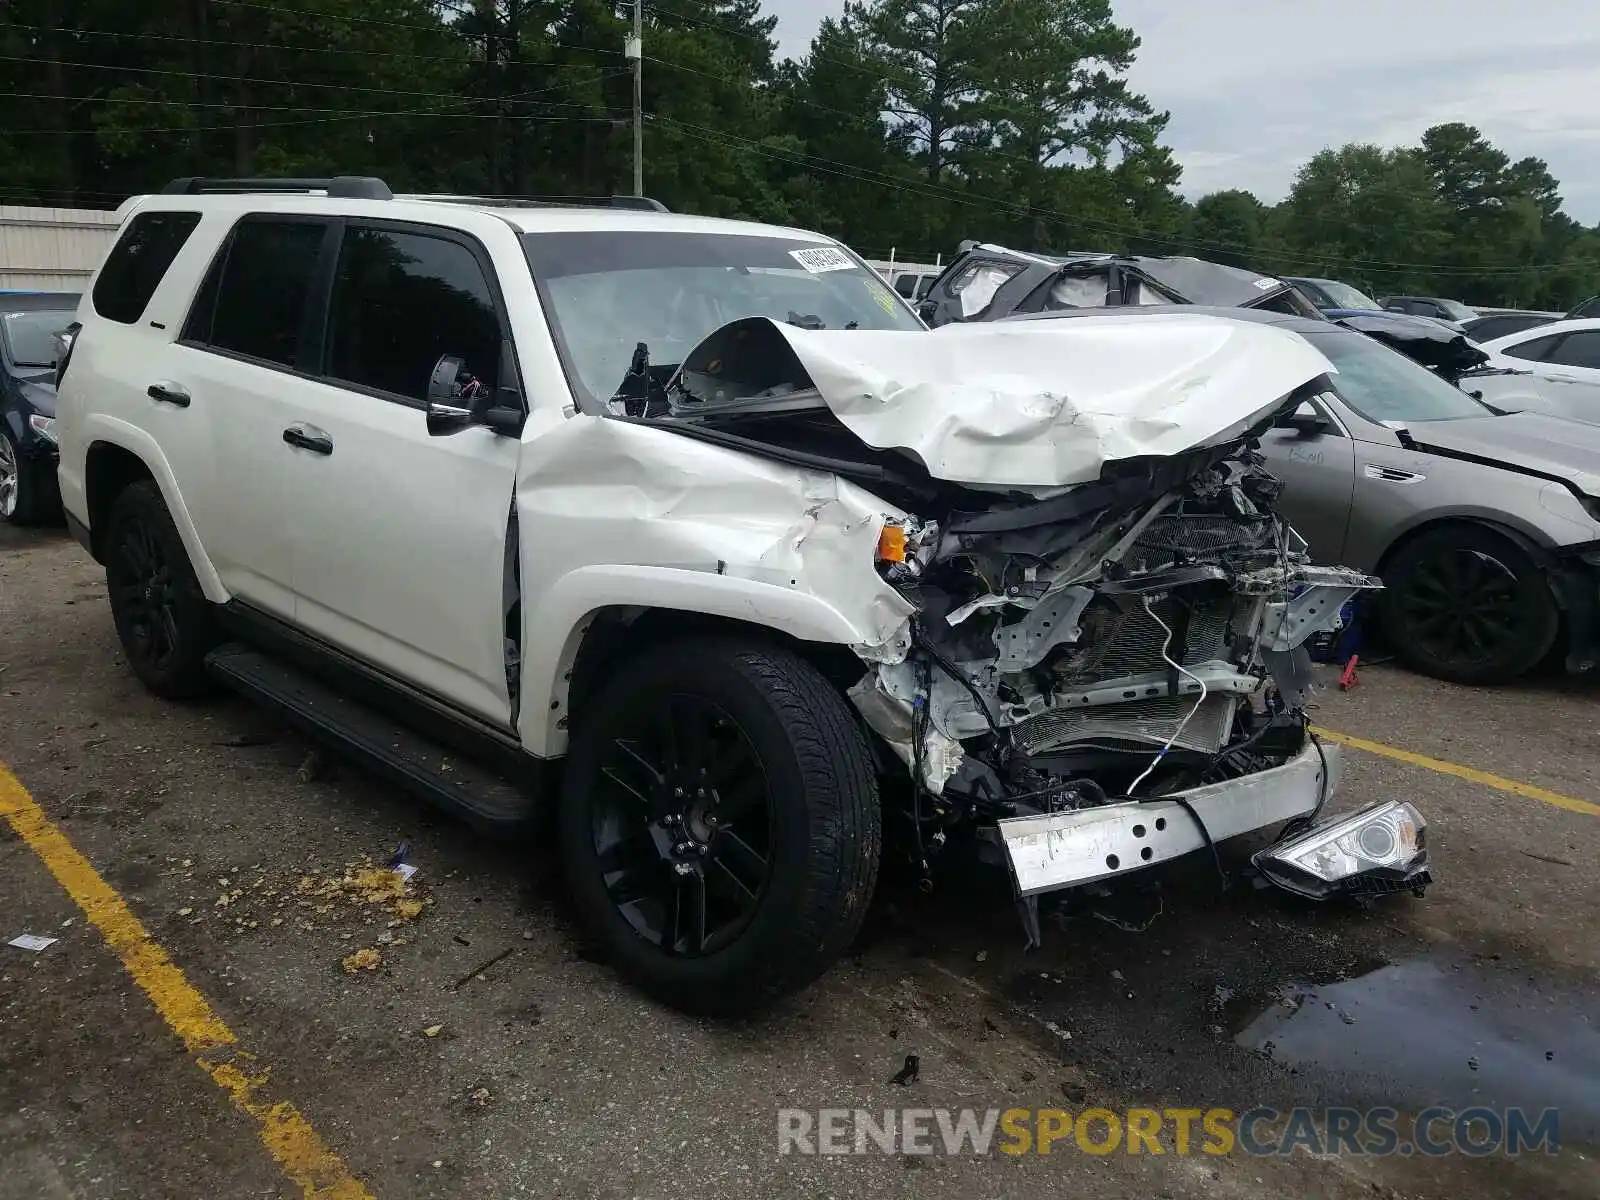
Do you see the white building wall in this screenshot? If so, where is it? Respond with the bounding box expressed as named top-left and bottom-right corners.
top-left (0, 206), bottom-right (121, 293)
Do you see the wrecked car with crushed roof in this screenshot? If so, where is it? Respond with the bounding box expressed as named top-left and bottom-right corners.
top-left (915, 241), bottom-right (1325, 327)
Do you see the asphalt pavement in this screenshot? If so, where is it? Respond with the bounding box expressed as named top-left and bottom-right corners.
top-left (2, 521), bottom-right (1596, 1199)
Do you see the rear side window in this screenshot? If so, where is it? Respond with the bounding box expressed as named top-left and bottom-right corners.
top-left (1548, 330), bottom-right (1600, 369)
top-left (1501, 334), bottom-right (1560, 363)
top-left (92, 211), bottom-right (201, 324)
top-left (324, 226), bottom-right (502, 403)
top-left (194, 218), bottom-right (328, 367)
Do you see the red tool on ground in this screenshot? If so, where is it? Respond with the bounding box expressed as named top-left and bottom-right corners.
top-left (1338, 655), bottom-right (1360, 691)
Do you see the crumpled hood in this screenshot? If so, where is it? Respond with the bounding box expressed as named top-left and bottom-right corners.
top-left (1404, 412), bottom-right (1600, 498)
top-left (756, 313), bottom-right (1336, 489)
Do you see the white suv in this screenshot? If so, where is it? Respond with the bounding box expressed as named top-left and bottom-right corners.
top-left (55, 177), bottom-right (1428, 1013)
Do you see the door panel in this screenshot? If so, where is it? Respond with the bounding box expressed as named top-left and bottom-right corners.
top-left (278, 379), bottom-right (518, 725)
top-left (1256, 418), bottom-right (1357, 562)
top-left (163, 214), bottom-right (333, 618)
top-left (164, 343), bottom-right (294, 617)
top-left (279, 220), bottom-right (521, 728)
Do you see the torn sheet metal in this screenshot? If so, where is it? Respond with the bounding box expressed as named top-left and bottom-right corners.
top-left (756, 313), bottom-right (1335, 490)
top-left (848, 672), bottom-right (965, 792)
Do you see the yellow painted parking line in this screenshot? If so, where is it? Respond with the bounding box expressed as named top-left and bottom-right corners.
top-left (1314, 727), bottom-right (1600, 817)
top-left (0, 763), bottom-right (374, 1200)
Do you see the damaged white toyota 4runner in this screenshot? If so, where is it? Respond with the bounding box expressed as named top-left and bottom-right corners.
top-left (56, 180), bottom-right (1428, 1015)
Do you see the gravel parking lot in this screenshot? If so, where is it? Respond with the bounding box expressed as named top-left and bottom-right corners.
top-left (3, 520), bottom-right (1597, 1200)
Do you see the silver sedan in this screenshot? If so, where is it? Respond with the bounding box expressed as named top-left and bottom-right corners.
top-left (1007, 306), bottom-right (1600, 684)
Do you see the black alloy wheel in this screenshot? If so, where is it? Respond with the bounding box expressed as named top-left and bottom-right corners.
top-left (559, 637), bottom-right (881, 1014)
top-left (104, 481), bottom-right (217, 698)
top-left (1381, 525), bottom-right (1558, 684)
top-left (591, 691), bottom-right (776, 957)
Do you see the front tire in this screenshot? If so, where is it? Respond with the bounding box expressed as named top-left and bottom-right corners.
top-left (104, 480), bottom-right (218, 699)
top-left (1379, 525), bottom-right (1558, 684)
top-left (558, 636), bottom-right (881, 1015)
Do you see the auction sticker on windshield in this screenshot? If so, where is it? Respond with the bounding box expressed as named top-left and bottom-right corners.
top-left (790, 246), bottom-right (856, 273)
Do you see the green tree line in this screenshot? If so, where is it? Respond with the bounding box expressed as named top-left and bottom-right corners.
top-left (3, 0), bottom-right (1596, 309)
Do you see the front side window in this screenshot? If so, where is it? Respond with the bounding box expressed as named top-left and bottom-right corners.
top-left (196, 218), bottom-right (328, 367)
top-left (521, 231), bottom-right (922, 408)
top-left (1314, 279), bottom-right (1382, 310)
top-left (92, 210), bottom-right (201, 324)
top-left (324, 227), bottom-right (503, 403)
top-left (1043, 274), bottom-right (1112, 310)
top-left (949, 261), bottom-right (1022, 316)
top-left (1306, 329), bottom-right (1491, 423)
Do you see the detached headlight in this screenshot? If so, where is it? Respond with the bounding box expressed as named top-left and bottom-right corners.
top-left (1253, 800), bottom-right (1430, 900)
top-left (27, 414), bottom-right (57, 444)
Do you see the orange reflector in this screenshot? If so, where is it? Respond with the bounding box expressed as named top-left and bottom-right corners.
top-left (877, 524), bottom-right (907, 563)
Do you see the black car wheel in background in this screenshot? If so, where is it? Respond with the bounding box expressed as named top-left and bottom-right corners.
top-left (0, 424), bottom-right (49, 524)
top-left (1379, 525), bottom-right (1559, 684)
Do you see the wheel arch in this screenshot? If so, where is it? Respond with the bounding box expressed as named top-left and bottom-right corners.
top-left (1374, 514), bottom-right (1553, 582)
top-left (82, 431), bottom-right (227, 602)
top-left (517, 566), bottom-right (895, 759)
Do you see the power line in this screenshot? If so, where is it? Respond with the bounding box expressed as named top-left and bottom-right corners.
top-left (0, 53), bottom-right (511, 103)
top-left (0, 20), bottom-right (474, 67)
top-left (215, 0), bottom-right (466, 40)
top-left (0, 90), bottom-right (621, 122)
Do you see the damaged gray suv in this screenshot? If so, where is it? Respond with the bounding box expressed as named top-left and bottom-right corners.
top-left (56, 180), bottom-right (1428, 1015)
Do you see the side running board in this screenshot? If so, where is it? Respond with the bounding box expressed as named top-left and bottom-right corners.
top-left (205, 643), bottom-right (537, 830)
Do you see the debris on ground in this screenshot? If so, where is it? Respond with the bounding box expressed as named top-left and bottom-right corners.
top-left (423, 1024), bottom-right (444, 1038)
top-left (342, 947), bottom-right (382, 973)
top-left (7, 934), bottom-right (58, 952)
top-left (296, 748), bottom-right (329, 784)
top-left (452, 947), bottom-right (517, 990)
top-left (890, 1054), bottom-right (920, 1086)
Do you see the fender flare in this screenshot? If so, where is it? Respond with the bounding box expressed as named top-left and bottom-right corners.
top-left (517, 564), bottom-right (896, 757)
top-left (83, 416), bottom-right (229, 603)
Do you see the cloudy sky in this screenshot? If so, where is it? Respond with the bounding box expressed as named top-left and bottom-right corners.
top-left (766, 0), bottom-right (1600, 223)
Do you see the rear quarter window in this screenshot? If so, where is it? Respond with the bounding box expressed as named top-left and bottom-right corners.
top-left (91, 211), bottom-right (202, 324)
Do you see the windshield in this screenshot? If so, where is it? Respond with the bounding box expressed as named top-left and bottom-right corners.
top-left (1, 309), bottom-right (73, 368)
top-left (1437, 299), bottom-right (1478, 321)
top-left (1306, 329), bottom-right (1492, 423)
top-left (1312, 279), bottom-right (1381, 310)
top-left (521, 231), bottom-right (922, 407)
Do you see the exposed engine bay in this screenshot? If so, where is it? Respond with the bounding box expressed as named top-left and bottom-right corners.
top-left (612, 312), bottom-right (1429, 922)
top-left (851, 450), bottom-right (1379, 815)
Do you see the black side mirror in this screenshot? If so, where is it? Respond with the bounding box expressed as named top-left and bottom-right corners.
top-left (425, 352), bottom-right (526, 438)
top-left (426, 353), bottom-right (474, 434)
top-left (1276, 401), bottom-right (1332, 436)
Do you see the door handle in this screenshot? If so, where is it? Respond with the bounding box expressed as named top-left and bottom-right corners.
top-left (1364, 463), bottom-right (1424, 483)
top-left (282, 425), bottom-right (334, 456)
top-left (147, 383), bottom-right (190, 407)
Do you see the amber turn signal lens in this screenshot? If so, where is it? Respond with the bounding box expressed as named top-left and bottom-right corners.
top-left (876, 524), bottom-right (907, 563)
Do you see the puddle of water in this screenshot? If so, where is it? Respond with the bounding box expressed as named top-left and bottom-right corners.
top-left (1232, 959), bottom-right (1600, 1141)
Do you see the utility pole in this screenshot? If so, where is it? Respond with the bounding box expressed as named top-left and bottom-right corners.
top-left (626, 0), bottom-right (643, 196)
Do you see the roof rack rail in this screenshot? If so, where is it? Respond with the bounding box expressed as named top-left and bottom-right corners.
top-left (160, 176), bottom-right (394, 201)
top-left (404, 193), bottom-right (669, 213)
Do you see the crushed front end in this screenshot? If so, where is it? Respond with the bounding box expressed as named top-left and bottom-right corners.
top-left (850, 445), bottom-right (1428, 931)
top-left (652, 311), bottom-right (1432, 932)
